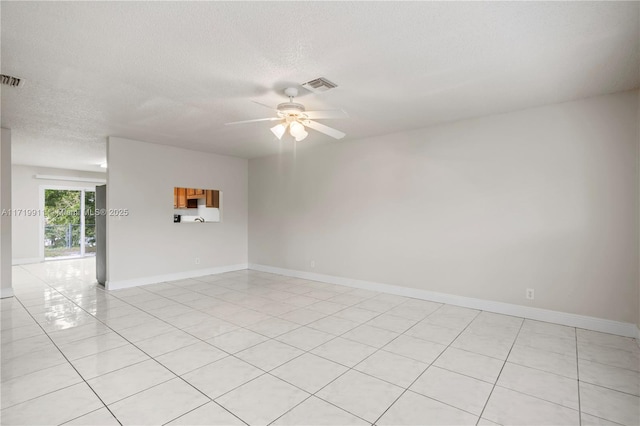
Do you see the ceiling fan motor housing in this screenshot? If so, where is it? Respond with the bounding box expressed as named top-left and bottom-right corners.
top-left (277, 102), bottom-right (306, 117)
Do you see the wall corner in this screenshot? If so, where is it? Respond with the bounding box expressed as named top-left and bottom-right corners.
top-left (0, 128), bottom-right (13, 298)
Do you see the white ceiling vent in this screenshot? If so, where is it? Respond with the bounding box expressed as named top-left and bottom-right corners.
top-left (301, 77), bottom-right (337, 94)
top-left (1, 74), bottom-right (25, 88)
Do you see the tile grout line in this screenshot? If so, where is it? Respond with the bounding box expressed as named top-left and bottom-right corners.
top-left (573, 380), bottom-right (640, 398)
top-left (480, 327), bottom-right (635, 420)
top-left (222, 295), bottom-right (414, 424)
top-left (576, 356), bottom-right (640, 374)
top-left (54, 271), bottom-right (387, 424)
top-left (9, 267), bottom-right (636, 425)
top-left (61, 405), bottom-right (119, 425)
top-left (1, 382), bottom-right (83, 412)
top-left (264, 315), bottom-right (423, 424)
top-left (371, 308), bottom-right (483, 426)
top-left (263, 301), bottom-right (421, 425)
top-left (269, 303), bottom-right (498, 425)
top-left (159, 400), bottom-right (217, 426)
top-left (61, 286), bottom-right (256, 425)
top-left (10, 291), bottom-right (124, 426)
top-left (478, 331), bottom-right (600, 412)
top-left (576, 328), bottom-right (583, 426)
top-left (16, 270), bottom-right (253, 426)
top-left (102, 314), bottom-right (250, 425)
top-left (159, 273), bottom-right (392, 424)
top-left (6, 278), bottom-right (462, 425)
top-left (475, 318), bottom-right (526, 425)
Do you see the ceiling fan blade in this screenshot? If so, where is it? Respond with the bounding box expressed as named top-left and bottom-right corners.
top-left (304, 120), bottom-right (346, 139)
top-left (225, 117), bottom-right (281, 125)
top-left (304, 109), bottom-right (349, 120)
top-left (251, 100), bottom-right (278, 111)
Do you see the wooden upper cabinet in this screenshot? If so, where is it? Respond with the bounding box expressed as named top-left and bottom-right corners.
top-left (176, 187), bottom-right (187, 208)
top-left (186, 188), bottom-right (206, 200)
top-left (176, 187), bottom-right (216, 209)
top-left (206, 190), bottom-right (220, 208)
top-left (175, 187), bottom-right (197, 209)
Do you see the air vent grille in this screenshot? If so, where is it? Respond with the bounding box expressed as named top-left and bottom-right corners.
top-left (301, 77), bottom-right (337, 94)
top-left (1, 74), bottom-right (25, 88)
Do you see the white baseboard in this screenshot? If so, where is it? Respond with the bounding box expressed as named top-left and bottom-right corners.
top-left (0, 287), bottom-right (14, 299)
top-left (106, 263), bottom-right (249, 291)
top-left (249, 263), bottom-right (638, 339)
top-left (12, 258), bottom-right (42, 266)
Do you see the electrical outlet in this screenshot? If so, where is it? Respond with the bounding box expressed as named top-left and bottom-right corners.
top-left (310, 260), bottom-right (315, 268)
top-left (526, 288), bottom-right (535, 300)
top-left (195, 257), bottom-right (200, 265)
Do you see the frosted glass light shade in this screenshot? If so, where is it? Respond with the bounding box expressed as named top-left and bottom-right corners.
top-left (294, 129), bottom-right (309, 142)
top-left (270, 123), bottom-right (287, 140)
top-left (289, 121), bottom-right (305, 138)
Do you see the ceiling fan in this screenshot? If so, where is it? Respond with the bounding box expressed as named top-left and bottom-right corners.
top-left (225, 87), bottom-right (347, 141)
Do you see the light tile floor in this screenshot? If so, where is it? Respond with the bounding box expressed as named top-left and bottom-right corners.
top-left (1, 258), bottom-right (639, 425)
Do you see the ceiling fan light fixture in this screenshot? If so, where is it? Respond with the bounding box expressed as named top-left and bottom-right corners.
top-left (295, 129), bottom-right (309, 142)
top-left (289, 121), bottom-right (305, 138)
top-left (226, 87), bottom-right (346, 142)
top-left (270, 123), bottom-right (287, 140)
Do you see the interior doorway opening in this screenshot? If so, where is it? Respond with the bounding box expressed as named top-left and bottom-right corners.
top-left (42, 187), bottom-right (96, 260)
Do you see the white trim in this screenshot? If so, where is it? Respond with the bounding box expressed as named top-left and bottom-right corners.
top-left (35, 174), bottom-right (106, 184)
top-left (0, 287), bottom-right (14, 299)
top-left (39, 184), bottom-right (97, 192)
top-left (249, 263), bottom-right (638, 338)
top-left (106, 263), bottom-right (249, 291)
top-left (12, 257), bottom-right (43, 265)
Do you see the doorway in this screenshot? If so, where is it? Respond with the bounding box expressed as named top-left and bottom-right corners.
top-left (41, 187), bottom-right (96, 260)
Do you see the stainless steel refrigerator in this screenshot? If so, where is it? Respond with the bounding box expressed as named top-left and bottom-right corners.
top-left (96, 185), bottom-right (106, 285)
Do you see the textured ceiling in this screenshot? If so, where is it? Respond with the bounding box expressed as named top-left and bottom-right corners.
top-left (2, 2), bottom-right (639, 171)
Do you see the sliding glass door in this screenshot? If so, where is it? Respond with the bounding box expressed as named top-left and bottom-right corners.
top-left (43, 188), bottom-right (96, 259)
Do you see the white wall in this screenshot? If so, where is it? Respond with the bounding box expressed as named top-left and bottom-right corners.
top-left (249, 90), bottom-right (639, 325)
top-left (1, 129), bottom-right (13, 298)
top-left (10, 165), bottom-right (106, 263)
top-left (107, 137), bottom-right (247, 288)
